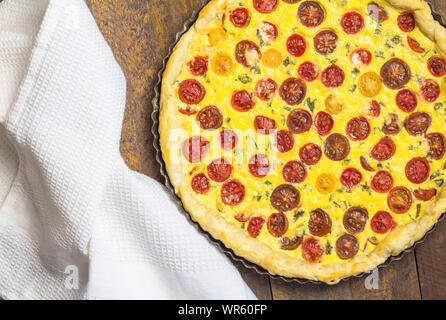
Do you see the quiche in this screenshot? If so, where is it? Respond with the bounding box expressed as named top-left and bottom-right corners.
top-left (159, 0), bottom-right (446, 283)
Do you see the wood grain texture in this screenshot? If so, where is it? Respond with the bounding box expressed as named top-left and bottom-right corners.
top-left (85, 0), bottom-right (446, 300)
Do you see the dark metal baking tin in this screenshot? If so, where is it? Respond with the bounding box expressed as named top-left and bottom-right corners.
top-left (151, 0), bottom-right (446, 284)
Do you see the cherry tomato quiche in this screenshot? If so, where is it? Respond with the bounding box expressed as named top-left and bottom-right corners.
top-left (160, 0), bottom-right (446, 284)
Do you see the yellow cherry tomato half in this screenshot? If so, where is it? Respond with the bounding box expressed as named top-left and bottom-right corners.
top-left (358, 71), bottom-right (382, 98)
top-left (208, 27), bottom-right (227, 46)
top-left (262, 48), bottom-right (282, 68)
top-left (211, 53), bottom-right (235, 76)
top-left (316, 173), bottom-right (337, 194)
top-left (325, 94), bottom-right (344, 115)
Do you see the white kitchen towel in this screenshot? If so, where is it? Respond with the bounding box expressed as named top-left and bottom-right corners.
top-left (0, 0), bottom-right (256, 300)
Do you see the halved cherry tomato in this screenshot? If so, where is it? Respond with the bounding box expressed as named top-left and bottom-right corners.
top-left (314, 30), bottom-right (338, 55)
top-left (365, 100), bottom-right (381, 118)
top-left (259, 21), bottom-right (278, 42)
top-left (336, 234), bottom-right (359, 259)
top-left (404, 112), bottom-right (432, 136)
top-left (249, 154), bottom-right (271, 178)
top-left (178, 79), bottom-right (206, 104)
top-left (183, 136), bottom-right (210, 163)
top-left (270, 184), bottom-right (300, 212)
top-left (255, 78), bottom-right (278, 101)
top-left (358, 71), bottom-right (382, 97)
top-left (191, 173), bottom-right (210, 194)
top-left (281, 236), bottom-right (303, 250)
top-left (267, 213), bottom-right (289, 237)
top-left (280, 78), bottom-right (307, 105)
top-left (248, 216), bottom-right (265, 238)
top-left (315, 173), bottom-right (336, 194)
top-left (340, 168), bottom-right (362, 189)
top-left (346, 116), bottom-right (370, 141)
top-left (370, 137), bottom-right (396, 161)
top-left (298, 1), bottom-right (325, 27)
top-left (380, 58), bottom-right (411, 89)
top-left (178, 106), bottom-right (198, 115)
top-left (324, 133), bottom-right (350, 161)
top-left (367, 2), bottom-right (388, 23)
top-left (302, 237), bottom-right (324, 262)
top-left (396, 89), bottom-right (418, 112)
top-left (314, 111), bottom-right (334, 136)
top-left (382, 113), bottom-right (401, 136)
top-left (235, 40), bottom-right (261, 67)
top-left (343, 207), bottom-right (368, 234)
top-left (287, 108), bottom-right (312, 133)
top-left (197, 105), bottom-right (223, 130)
top-left (308, 209), bottom-right (332, 237)
top-left (254, 115), bottom-right (277, 134)
top-left (235, 212), bottom-right (250, 222)
top-left (287, 34), bottom-right (307, 57)
top-left (208, 27), bottom-right (227, 46)
top-left (371, 211), bottom-right (397, 233)
top-left (371, 171), bottom-right (393, 193)
top-left (262, 48), bottom-right (282, 68)
top-left (360, 156), bottom-right (375, 172)
top-left (276, 130), bottom-right (295, 153)
top-left (211, 53), bottom-right (234, 76)
top-left (428, 56), bottom-right (446, 77)
top-left (221, 180), bottom-right (246, 206)
top-left (231, 90), bottom-right (256, 112)
top-left (325, 94), bottom-right (344, 114)
top-left (300, 143), bottom-right (322, 165)
top-left (350, 48), bottom-right (372, 66)
top-left (321, 65), bottom-right (345, 88)
top-left (414, 188), bottom-right (437, 201)
top-left (207, 158), bottom-right (232, 183)
top-left (282, 160), bottom-right (307, 184)
top-left (298, 61), bottom-right (319, 82)
top-left (387, 186), bottom-right (412, 214)
top-left (407, 36), bottom-right (424, 53)
top-left (397, 12), bottom-right (415, 32)
top-left (188, 56), bottom-right (208, 76)
top-left (405, 157), bottom-right (430, 184)
top-left (253, 0), bottom-right (278, 13)
top-left (420, 79), bottom-right (440, 103)
top-left (219, 129), bottom-right (238, 150)
top-left (427, 132), bottom-right (446, 160)
top-left (230, 8), bottom-right (250, 28)
top-left (341, 12), bottom-right (364, 34)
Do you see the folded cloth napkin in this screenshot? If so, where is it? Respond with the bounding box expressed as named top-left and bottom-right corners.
top-left (0, 0), bottom-right (256, 300)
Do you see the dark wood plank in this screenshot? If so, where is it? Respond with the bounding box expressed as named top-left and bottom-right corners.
top-left (86, 0), bottom-right (271, 299)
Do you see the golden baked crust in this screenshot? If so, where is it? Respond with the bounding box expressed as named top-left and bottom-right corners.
top-left (160, 0), bottom-right (446, 283)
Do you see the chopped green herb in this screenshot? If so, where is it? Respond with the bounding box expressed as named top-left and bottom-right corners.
top-left (238, 74), bottom-right (251, 84)
top-left (434, 179), bottom-right (444, 187)
top-left (326, 242), bottom-right (333, 255)
top-left (293, 209), bottom-right (305, 222)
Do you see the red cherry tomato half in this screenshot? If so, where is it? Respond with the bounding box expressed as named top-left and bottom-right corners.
top-left (207, 158), bottom-right (233, 182)
top-left (340, 168), bottom-right (362, 189)
top-left (387, 186), bottom-right (412, 214)
top-left (248, 216), bottom-right (265, 238)
top-left (231, 90), bottom-right (256, 112)
top-left (343, 207), bottom-right (369, 234)
top-left (178, 79), bottom-right (206, 104)
top-left (404, 112), bottom-right (432, 136)
top-left (405, 157), bottom-right (430, 184)
top-left (282, 160), bottom-right (307, 184)
top-left (255, 78), bottom-right (278, 101)
top-left (321, 65), bottom-right (345, 88)
top-left (287, 108), bottom-right (312, 133)
top-left (197, 105), bottom-right (223, 130)
top-left (382, 113), bottom-right (401, 136)
top-left (341, 12), bottom-right (364, 34)
top-left (188, 56), bottom-right (209, 76)
top-left (428, 56), bottom-right (446, 77)
top-left (219, 129), bottom-right (238, 150)
top-left (371, 170), bottom-right (393, 193)
top-left (287, 34), bottom-right (307, 57)
top-left (253, 0), bottom-right (278, 13)
top-left (336, 234), bottom-right (359, 259)
top-left (235, 40), bottom-right (261, 68)
top-left (371, 211), bottom-right (397, 234)
top-left (249, 154), bottom-right (271, 178)
top-left (324, 133), bottom-right (350, 161)
top-left (367, 2), bottom-right (388, 23)
top-left (314, 111), bottom-right (334, 136)
top-left (260, 21), bottom-right (278, 42)
top-left (221, 180), bottom-right (246, 206)
top-left (280, 78), bottom-right (307, 106)
top-left (276, 130), bottom-right (295, 153)
top-left (313, 30), bottom-right (338, 55)
top-left (350, 48), bottom-right (372, 66)
top-left (407, 36), bottom-right (424, 53)
top-left (298, 61), bottom-right (319, 82)
top-left (191, 173), bottom-right (210, 194)
top-left (267, 213), bottom-right (289, 237)
top-left (380, 58), bottom-right (411, 90)
top-left (302, 237), bottom-right (324, 263)
top-left (366, 100), bottom-right (381, 118)
top-left (427, 132), bottom-right (446, 160)
top-left (298, 1), bottom-right (325, 27)
top-left (230, 8), bottom-right (250, 28)
top-left (254, 115), bottom-right (277, 134)
top-left (183, 136), bottom-right (210, 163)
top-left (398, 12), bottom-right (415, 32)
top-left (413, 188), bottom-right (437, 201)
top-left (420, 79), bottom-right (440, 103)
top-left (270, 184), bottom-right (300, 212)
top-left (396, 89), bottom-right (418, 113)
top-left (308, 209), bottom-right (332, 237)
top-left (299, 143), bottom-right (322, 165)
top-left (346, 116), bottom-right (371, 141)
top-left (370, 137), bottom-right (396, 161)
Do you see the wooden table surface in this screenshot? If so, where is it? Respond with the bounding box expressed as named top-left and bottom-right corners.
top-left (85, 0), bottom-right (446, 299)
